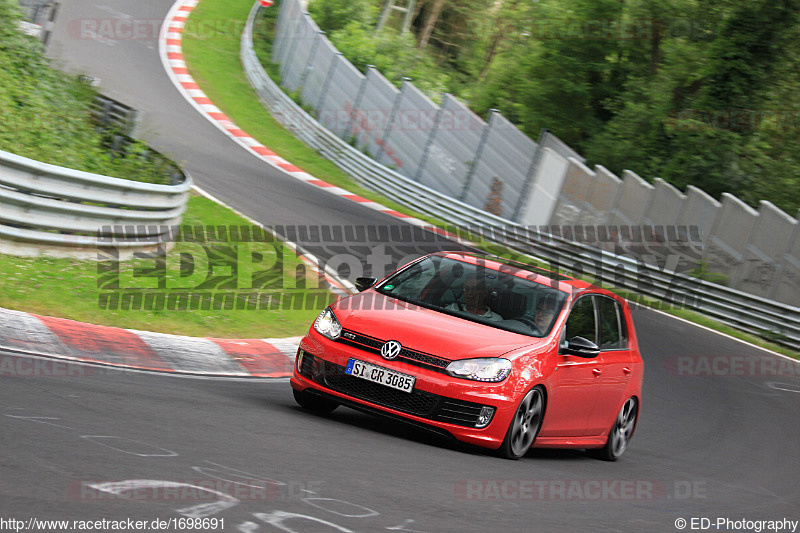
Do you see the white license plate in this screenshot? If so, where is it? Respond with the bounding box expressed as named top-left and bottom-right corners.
top-left (345, 358), bottom-right (415, 393)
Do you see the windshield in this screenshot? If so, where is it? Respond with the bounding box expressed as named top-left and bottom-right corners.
top-left (375, 255), bottom-right (568, 337)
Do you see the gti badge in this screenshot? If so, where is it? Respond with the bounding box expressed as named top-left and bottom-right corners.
top-left (381, 340), bottom-right (402, 360)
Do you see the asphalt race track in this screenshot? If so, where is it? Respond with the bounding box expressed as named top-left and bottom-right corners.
top-left (1, 1), bottom-right (798, 531)
top-left (2, 308), bottom-right (798, 532)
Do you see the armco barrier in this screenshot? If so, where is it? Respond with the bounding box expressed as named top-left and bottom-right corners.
top-left (0, 148), bottom-right (191, 254)
top-left (242, 2), bottom-right (800, 351)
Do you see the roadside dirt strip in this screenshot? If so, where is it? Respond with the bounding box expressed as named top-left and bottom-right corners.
top-left (0, 307), bottom-right (299, 377)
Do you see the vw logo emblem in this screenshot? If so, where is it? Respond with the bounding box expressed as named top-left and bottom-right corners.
top-left (381, 340), bottom-right (402, 360)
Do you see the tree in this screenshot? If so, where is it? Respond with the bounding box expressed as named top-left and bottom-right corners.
top-left (417, 0), bottom-right (447, 49)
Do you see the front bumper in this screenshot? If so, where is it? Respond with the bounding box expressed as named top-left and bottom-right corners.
top-left (290, 333), bottom-right (520, 449)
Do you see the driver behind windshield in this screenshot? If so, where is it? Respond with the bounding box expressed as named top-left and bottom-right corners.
top-left (446, 275), bottom-right (502, 322)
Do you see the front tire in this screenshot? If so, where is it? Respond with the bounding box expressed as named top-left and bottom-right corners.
top-left (593, 397), bottom-right (638, 461)
top-left (498, 387), bottom-right (545, 459)
top-left (293, 388), bottom-right (339, 415)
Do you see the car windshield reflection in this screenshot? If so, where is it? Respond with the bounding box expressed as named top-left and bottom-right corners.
top-left (375, 255), bottom-right (568, 337)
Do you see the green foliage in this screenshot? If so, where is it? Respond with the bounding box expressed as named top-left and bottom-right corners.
top-left (284, 0), bottom-right (800, 214)
top-left (308, 0), bottom-right (377, 34)
top-left (473, 0), bottom-right (800, 214)
top-left (331, 21), bottom-right (450, 98)
top-left (581, 0), bottom-right (800, 214)
top-left (0, 0), bottom-right (171, 184)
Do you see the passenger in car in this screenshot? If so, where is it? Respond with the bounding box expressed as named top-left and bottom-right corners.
top-left (533, 295), bottom-right (558, 331)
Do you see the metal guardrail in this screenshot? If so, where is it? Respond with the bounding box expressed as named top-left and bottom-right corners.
top-left (0, 148), bottom-right (191, 251)
top-left (241, 2), bottom-right (800, 351)
top-left (17, 0), bottom-right (58, 46)
top-left (91, 94), bottom-right (139, 137)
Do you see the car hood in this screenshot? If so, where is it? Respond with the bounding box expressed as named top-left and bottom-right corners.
top-left (332, 291), bottom-right (544, 361)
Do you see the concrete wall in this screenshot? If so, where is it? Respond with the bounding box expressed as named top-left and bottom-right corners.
top-left (518, 149), bottom-right (569, 227)
top-left (737, 202), bottom-right (798, 299)
top-left (610, 170), bottom-right (654, 227)
top-left (773, 217), bottom-right (800, 306)
top-left (272, 2), bottom-right (578, 228)
top-left (272, 0), bottom-right (800, 308)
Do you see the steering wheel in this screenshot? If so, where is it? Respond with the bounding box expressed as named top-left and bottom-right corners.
top-left (514, 316), bottom-right (543, 336)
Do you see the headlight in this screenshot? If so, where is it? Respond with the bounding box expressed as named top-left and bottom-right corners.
top-left (314, 307), bottom-right (342, 340)
top-left (446, 358), bottom-right (511, 382)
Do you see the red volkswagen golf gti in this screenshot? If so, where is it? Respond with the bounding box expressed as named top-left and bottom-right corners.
top-left (291, 252), bottom-right (643, 460)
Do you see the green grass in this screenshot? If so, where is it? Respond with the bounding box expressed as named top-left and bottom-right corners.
top-left (0, 2), bottom-right (173, 184)
top-left (0, 193), bottom-right (330, 338)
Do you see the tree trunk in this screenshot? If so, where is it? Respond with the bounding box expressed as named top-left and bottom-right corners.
top-left (479, 30), bottom-right (503, 80)
top-left (418, 0), bottom-right (446, 49)
top-left (650, 20), bottom-right (663, 75)
top-left (478, 0), bottom-right (517, 81)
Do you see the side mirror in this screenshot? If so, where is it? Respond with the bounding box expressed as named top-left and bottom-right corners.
top-left (562, 336), bottom-right (600, 358)
top-left (354, 276), bottom-right (378, 292)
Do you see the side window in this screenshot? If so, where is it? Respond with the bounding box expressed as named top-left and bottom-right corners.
top-left (597, 296), bottom-right (629, 350)
top-left (564, 296), bottom-right (597, 344)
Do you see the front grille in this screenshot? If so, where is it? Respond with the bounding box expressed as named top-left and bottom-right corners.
top-left (340, 330), bottom-right (451, 371)
top-left (323, 362), bottom-right (438, 416)
top-left (303, 359), bottom-right (487, 428)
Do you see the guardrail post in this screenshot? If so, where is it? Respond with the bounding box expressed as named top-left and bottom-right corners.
top-left (344, 67), bottom-right (373, 144)
top-left (271, 0), bottom-right (290, 62)
top-left (512, 128), bottom-right (548, 222)
top-left (414, 103), bottom-right (445, 182)
top-left (41, 1), bottom-right (59, 48)
top-left (317, 52), bottom-right (341, 113)
top-left (375, 78), bottom-right (408, 162)
top-left (458, 109), bottom-right (495, 201)
top-left (281, 11), bottom-right (310, 83)
top-left (299, 30), bottom-right (324, 90)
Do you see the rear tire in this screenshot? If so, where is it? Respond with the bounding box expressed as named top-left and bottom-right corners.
top-left (293, 388), bottom-right (339, 415)
top-left (498, 387), bottom-right (545, 459)
top-left (592, 397), bottom-right (638, 461)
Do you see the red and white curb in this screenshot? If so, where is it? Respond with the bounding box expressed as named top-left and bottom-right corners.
top-left (0, 307), bottom-right (299, 378)
top-left (158, 0), bottom-right (439, 228)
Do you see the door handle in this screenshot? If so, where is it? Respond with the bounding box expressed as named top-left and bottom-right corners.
top-left (623, 367), bottom-right (632, 375)
top-left (592, 368), bottom-right (602, 376)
